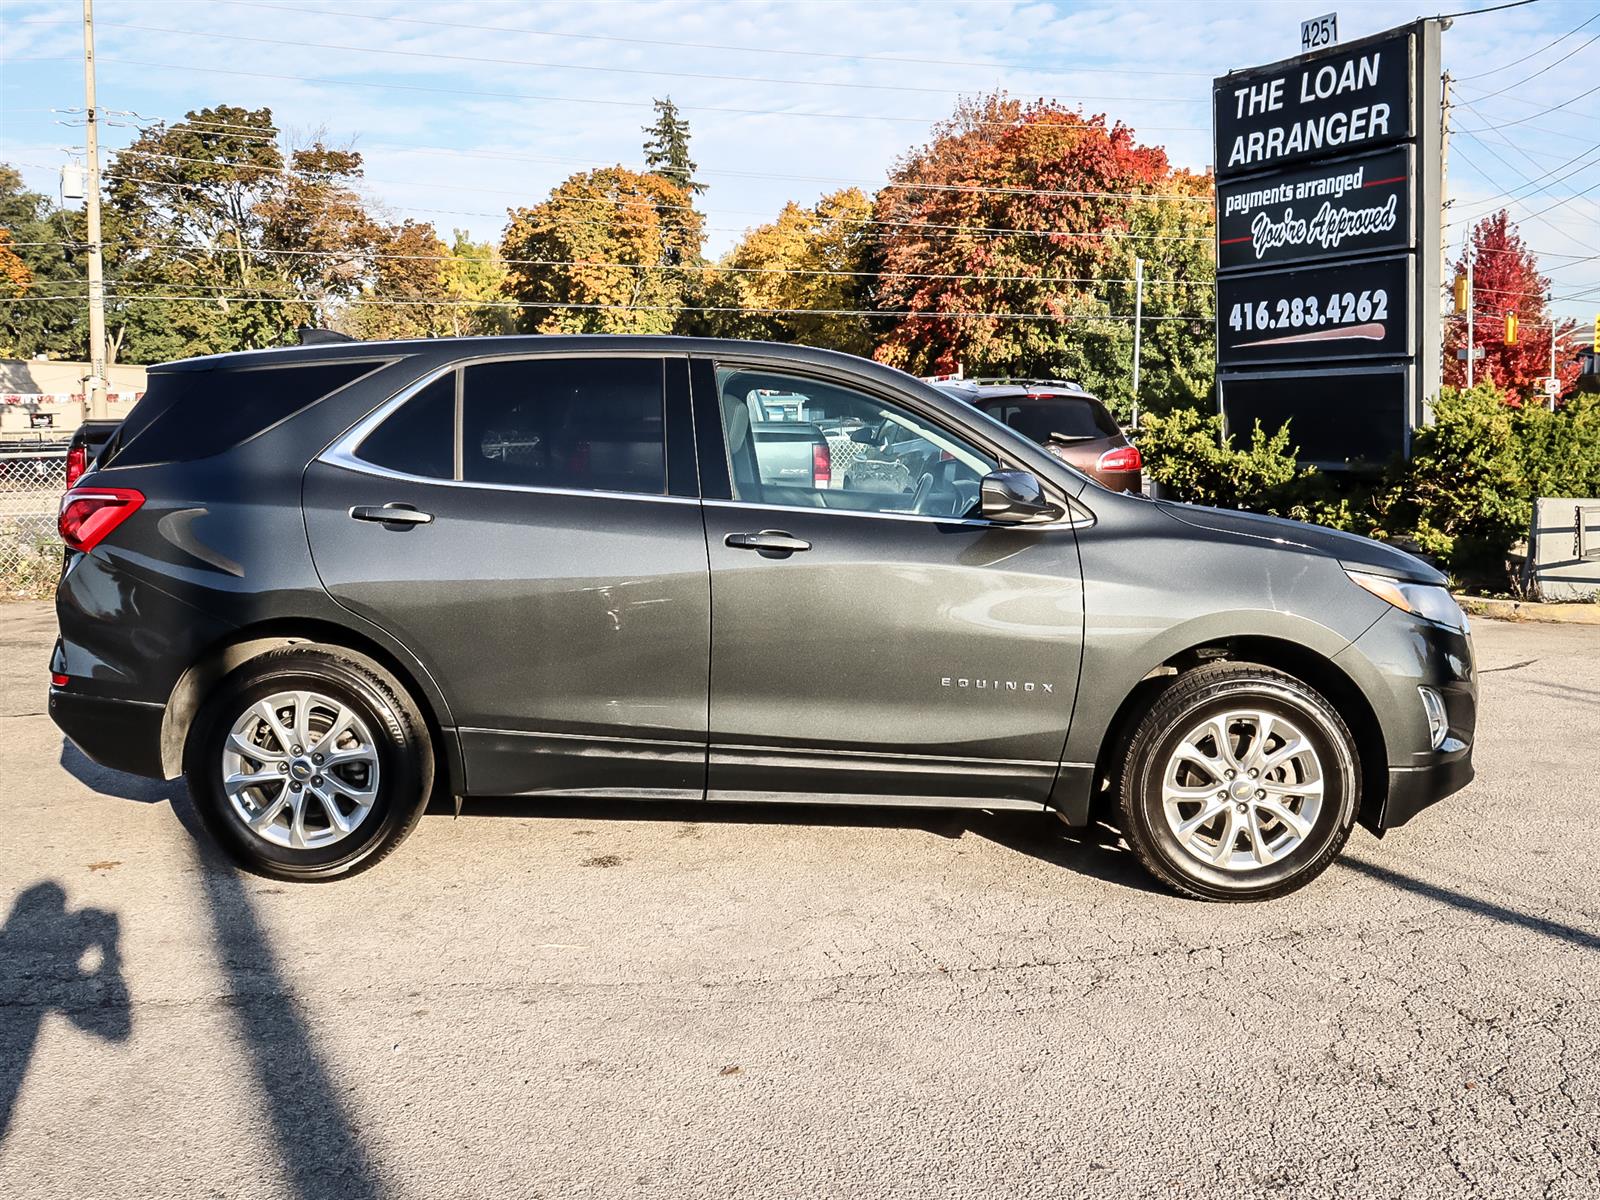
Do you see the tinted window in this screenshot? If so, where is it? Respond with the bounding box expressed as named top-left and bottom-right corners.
top-left (111, 360), bottom-right (381, 466)
top-left (461, 358), bottom-right (665, 494)
top-left (717, 366), bottom-right (996, 519)
top-left (982, 396), bottom-right (1119, 444)
top-left (355, 373), bottom-right (455, 479)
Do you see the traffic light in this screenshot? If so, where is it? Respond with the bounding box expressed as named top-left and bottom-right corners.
top-left (1452, 274), bottom-right (1469, 314)
top-left (1504, 311), bottom-right (1518, 345)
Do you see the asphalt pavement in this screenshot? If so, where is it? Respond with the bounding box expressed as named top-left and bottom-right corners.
top-left (1, 600), bottom-right (1597, 1199)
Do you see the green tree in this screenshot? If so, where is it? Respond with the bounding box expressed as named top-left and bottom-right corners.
top-left (500, 166), bottom-right (703, 334)
top-left (642, 97), bottom-right (703, 195)
top-left (0, 164), bottom-right (87, 359)
top-left (106, 105), bottom-right (311, 356)
top-left (438, 231), bottom-right (512, 336)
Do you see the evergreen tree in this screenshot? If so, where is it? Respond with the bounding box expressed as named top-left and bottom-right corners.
top-left (642, 97), bottom-right (704, 195)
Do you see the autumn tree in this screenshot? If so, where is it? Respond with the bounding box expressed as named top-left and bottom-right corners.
top-left (1445, 210), bottom-right (1580, 404)
top-left (256, 144), bottom-right (385, 322)
top-left (700, 188), bottom-right (876, 354)
top-left (500, 167), bottom-right (703, 334)
top-left (341, 220), bottom-right (451, 341)
top-left (870, 94), bottom-right (1215, 417)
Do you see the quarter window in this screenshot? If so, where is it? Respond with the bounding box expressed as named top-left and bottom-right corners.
top-left (716, 366), bottom-right (996, 518)
top-left (461, 358), bottom-right (666, 495)
top-left (355, 373), bottom-right (456, 480)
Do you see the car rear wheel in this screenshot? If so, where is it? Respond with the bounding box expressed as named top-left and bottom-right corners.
top-left (1117, 662), bottom-right (1359, 901)
top-left (185, 644), bottom-right (433, 880)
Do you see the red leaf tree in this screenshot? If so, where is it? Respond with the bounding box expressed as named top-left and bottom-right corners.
top-left (1444, 210), bottom-right (1580, 404)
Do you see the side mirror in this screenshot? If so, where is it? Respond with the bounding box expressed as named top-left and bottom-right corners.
top-left (849, 426), bottom-right (878, 445)
top-left (979, 470), bottom-right (1057, 524)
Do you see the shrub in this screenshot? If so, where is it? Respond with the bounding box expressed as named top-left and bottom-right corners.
top-left (1140, 384), bottom-right (1600, 591)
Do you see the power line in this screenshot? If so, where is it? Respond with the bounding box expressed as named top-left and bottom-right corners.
top-left (1455, 30), bottom-right (1600, 102)
top-left (11, 237), bottom-right (1220, 288)
top-left (26, 17), bottom-right (1203, 105)
top-left (56, 55), bottom-right (1214, 133)
top-left (0, 292), bottom-right (1214, 322)
top-left (1455, 9), bottom-right (1600, 81)
top-left (217, 0), bottom-right (1216, 80)
top-left (1456, 82), bottom-right (1600, 129)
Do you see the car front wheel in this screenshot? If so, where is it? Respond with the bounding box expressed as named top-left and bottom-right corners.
top-left (1118, 662), bottom-right (1360, 902)
top-left (185, 644), bottom-right (433, 880)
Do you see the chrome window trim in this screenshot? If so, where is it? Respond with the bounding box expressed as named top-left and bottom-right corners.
top-left (320, 355), bottom-right (688, 505)
top-left (702, 497), bottom-right (1090, 530)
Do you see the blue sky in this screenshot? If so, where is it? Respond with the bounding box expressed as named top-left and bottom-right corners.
top-left (2, 0), bottom-right (1595, 321)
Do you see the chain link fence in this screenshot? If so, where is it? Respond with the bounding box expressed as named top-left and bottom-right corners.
top-left (0, 451), bottom-right (65, 599)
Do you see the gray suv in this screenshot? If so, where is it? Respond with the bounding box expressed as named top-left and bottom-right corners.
top-left (50, 337), bottom-right (1475, 900)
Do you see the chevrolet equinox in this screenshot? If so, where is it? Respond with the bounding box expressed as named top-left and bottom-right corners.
top-left (50, 337), bottom-right (1476, 900)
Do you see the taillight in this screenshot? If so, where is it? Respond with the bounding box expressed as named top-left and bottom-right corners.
top-left (65, 444), bottom-right (89, 488)
top-left (812, 440), bottom-right (832, 488)
top-left (1095, 445), bottom-right (1142, 474)
top-left (51, 672), bottom-right (69, 688)
top-left (59, 487), bottom-right (144, 552)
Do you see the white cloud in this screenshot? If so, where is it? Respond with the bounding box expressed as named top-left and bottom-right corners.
top-left (2, 0), bottom-right (1593, 317)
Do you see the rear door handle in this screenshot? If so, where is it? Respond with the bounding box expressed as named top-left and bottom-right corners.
top-left (350, 503), bottom-right (433, 526)
top-left (725, 530), bottom-right (811, 557)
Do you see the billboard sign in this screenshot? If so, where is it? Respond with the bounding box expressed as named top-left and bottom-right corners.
top-left (1212, 21), bottom-right (1442, 467)
top-left (1214, 30), bottom-right (1412, 178)
top-left (1216, 144), bottom-right (1412, 272)
top-left (1219, 366), bottom-right (1409, 467)
top-left (1217, 254), bottom-right (1413, 366)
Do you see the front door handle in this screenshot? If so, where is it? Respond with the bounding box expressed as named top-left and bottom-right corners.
top-left (725, 530), bottom-right (811, 557)
top-left (350, 503), bottom-right (433, 526)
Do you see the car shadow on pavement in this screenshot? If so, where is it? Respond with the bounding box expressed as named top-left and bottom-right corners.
top-left (460, 795), bottom-right (1165, 894)
top-left (1341, 857), bottom-right (1600, 953)
top-left (0, 881), bottom-right (131, 1143)
top-left (57, 741), bottom-right (388, 1199)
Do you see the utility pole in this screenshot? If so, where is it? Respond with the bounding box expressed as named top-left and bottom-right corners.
top-left (1548, 323), bottom-right (1559, 412)
top-left (81, 0), bottom-right (108, 421)
top-left (1465, 258), bottom-right (1474, 389)
top-left (1131, 257), bottom-right (1144, 430)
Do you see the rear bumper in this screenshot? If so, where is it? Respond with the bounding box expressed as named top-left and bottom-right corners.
top-left (49, 687), bottom-right (167, 780)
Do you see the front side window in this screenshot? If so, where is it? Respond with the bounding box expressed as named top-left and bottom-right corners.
top-left (716, 366), bottom-right (996, 518)
top-left (460, 358), bottom-right (666, 495)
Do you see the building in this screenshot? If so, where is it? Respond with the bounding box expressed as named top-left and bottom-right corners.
top-left (0, 359), bottom-right (146, 439)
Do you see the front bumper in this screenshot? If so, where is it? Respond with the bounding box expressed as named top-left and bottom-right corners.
top-left (1381, 741), bottom-right (1475, 829)
top-left (49, 686), bottom-right (167, 779)
top-left (1338, 607), bottom-right (1477, 832)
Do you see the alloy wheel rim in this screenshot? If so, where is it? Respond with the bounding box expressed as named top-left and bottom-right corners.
top-left (220, 690), bottom-right (381, 850)
top-left (1160, 708), bottom-right (1324, 873)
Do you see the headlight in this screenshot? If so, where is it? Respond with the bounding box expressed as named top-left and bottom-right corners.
top-left (1346, 570), bottom-right (1469, 633)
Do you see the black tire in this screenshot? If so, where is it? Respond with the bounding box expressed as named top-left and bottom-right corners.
top-left (1118, 662), bottom-right (1359, 902)
top-left (184, 643), bottom-right (434, 881)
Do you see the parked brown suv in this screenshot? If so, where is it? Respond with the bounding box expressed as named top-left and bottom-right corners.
top-left (931, 378), bottom-right (1142, 493)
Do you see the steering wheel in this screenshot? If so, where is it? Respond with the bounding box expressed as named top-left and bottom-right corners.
top-left (909, 471), bottom-right (935, 514)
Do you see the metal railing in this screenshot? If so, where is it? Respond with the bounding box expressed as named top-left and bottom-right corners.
top-left (0, 451), bottom-right (65, 599)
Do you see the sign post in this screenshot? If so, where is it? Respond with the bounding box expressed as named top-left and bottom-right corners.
top-left (1213, 20), bottom-right (1444, 467)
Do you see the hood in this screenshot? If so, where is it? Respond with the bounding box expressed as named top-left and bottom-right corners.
top-left (1156, 501), bottom-right (1447, 586)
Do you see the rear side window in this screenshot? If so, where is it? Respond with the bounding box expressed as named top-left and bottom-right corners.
top-left (111, 360), bottom-right (382, 466)
top-left (982, 397), bottom-right (1119, 443)
top-left (355, 373), bottom-right (456, 480)
top-left (460, 358), bottom-right (665, 495)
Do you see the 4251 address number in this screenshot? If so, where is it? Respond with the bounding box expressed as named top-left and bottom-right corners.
top-left (1227, 289), bottom-right (1390, 333)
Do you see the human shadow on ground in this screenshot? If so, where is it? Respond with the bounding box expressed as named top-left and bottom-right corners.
top-left (0, 881), bottom-right (130, 1142)
top-left (57, 744), bottom-right (387, 1199)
